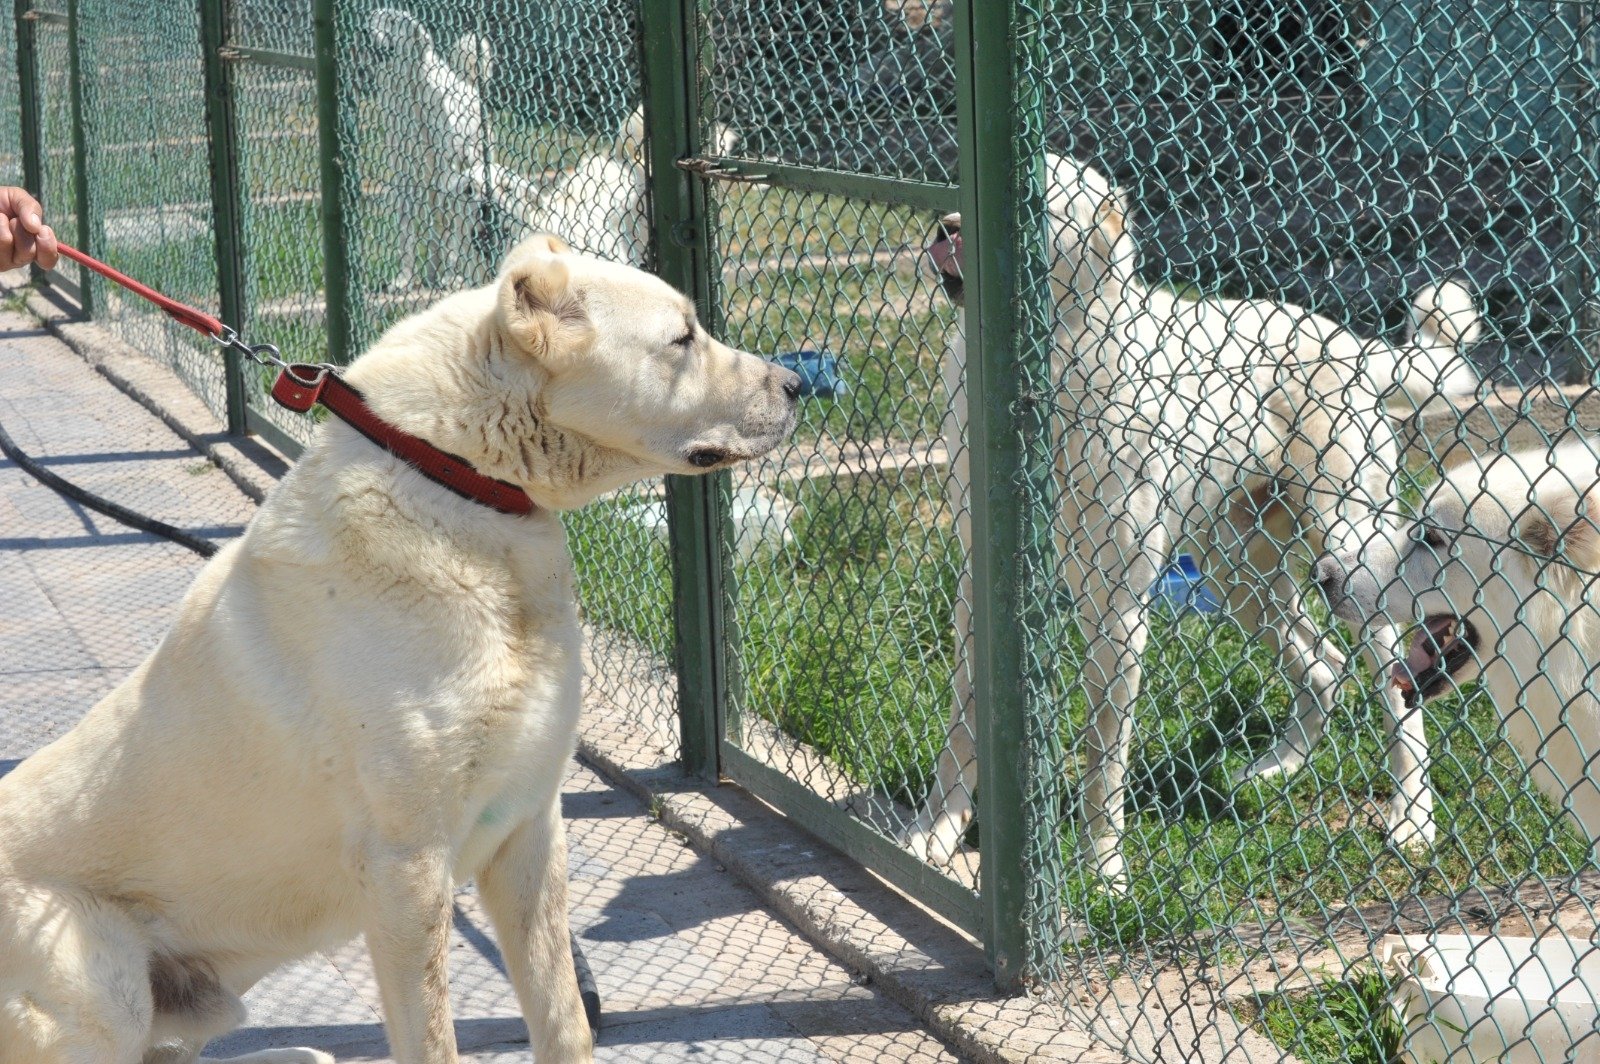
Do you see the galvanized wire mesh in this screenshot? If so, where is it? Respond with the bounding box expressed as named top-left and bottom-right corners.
top-left (76, 0), bottom-right (225, 415)
top-left (0, 12), bottom-right (18, 181)
top-left (711, 179), bottom-right (966, 854)
top-left (11, 0), bottom-right (1600, 1059)
top-left (228, 0), bottom-right (324, 449)
top-left (30, 10), bottom-right (79, 293)
top-left (992, 1), bottom-right (1600, 1060)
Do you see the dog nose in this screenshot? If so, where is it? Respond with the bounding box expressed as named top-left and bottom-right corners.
top-left (1311, 554), bottom-right (1346, 602)
top-left (779, 369), bottom-right (803, 402)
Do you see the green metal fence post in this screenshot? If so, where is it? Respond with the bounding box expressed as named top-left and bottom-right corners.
top-left (198, 0), bottom-right (248, 434)
top-left (62, 0), bottom-right (90, 313)
top-left (639, 0), bottom-right (725, 781)
top-left (1576, 3), bottom-right (1600, 376)
top-left (311, 0), bottom-right (350, 366)
top-left (953, 0), bottom-right (1054, 990)
top-left (14, 0), bottom-right (40, 203)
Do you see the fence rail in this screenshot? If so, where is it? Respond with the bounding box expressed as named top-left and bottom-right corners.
top-left (7, 1), bottom-right (1600, 1061)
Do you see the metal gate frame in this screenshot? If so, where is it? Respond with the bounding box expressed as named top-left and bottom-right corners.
top-left (637, 0), bottom-right (1044, 986)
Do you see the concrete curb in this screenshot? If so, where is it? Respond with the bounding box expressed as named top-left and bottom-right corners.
top-left (575, 721), bottom-right (1133, 1064)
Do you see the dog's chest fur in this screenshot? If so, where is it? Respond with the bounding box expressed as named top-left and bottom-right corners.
top-left (261, 454), bottom-right (586, 878)
top-left (442, 540), bottom-right (583, 872)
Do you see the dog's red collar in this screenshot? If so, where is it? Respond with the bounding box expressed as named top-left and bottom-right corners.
top-left (271, 364), bottom-right (537, 517)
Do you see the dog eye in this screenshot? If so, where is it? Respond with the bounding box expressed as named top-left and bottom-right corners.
top-left (673, 328), bottom-right (695, 348)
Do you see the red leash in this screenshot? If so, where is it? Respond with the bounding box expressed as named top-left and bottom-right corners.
top-left (57, 242), bottom-right (226, 337)
top-left (55, 242), bottom-right (536, 517)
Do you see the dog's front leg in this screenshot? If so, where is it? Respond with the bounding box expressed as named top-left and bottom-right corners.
top-left (479, 808), bottom-right (593, 1063)
top-left (1066, 478), bottom-right (1164, 891)
top-left (362, 844), bottom-right (458, 1064)
top-left (1367, 628), bottom-right (1435, 850)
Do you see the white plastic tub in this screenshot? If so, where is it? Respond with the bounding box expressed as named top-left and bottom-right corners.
top-left (1380, 933), bottom-right (1600, 1063)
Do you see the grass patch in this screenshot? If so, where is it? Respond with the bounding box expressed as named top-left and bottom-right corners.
top-left (1254, 968), bottom-right (1410, 1064)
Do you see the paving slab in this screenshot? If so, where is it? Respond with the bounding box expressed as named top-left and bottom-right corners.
top-left (0, 308), bottom-right (966, 1063)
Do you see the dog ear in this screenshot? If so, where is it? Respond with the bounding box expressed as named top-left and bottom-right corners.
top-left (1520, 489), bottom-right (1600, 575)
top-left (512, 233), bottom-right (569, 257)
top-left (497, 250), bottom-right (592, 365)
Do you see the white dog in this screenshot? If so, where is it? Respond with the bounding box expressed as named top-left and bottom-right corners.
top-left (0, 234), bottom-right (800, 1064)
top-left (906, 155), bottom-right (1485, 883)
top-left (1315, 441), bottom-right (1600, 856)
top-left (510, 108), bottom-right (741, 268)
top-left (367, 8), bottom-right (495, 290)
top-left (362, 13), bottom-right (740, 282)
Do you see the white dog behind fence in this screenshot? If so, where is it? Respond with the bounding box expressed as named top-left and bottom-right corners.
top-left (907, 155), bottom-right (1486, 884)
top-left (1316, 441), bottom-right (1600, 858)
top-left (367, 7), bottom-right (494, 289)
top-left (366, 9), bottom-right (740, 281)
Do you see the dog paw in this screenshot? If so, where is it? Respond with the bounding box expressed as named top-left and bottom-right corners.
top-left (900, 816), bottom-right (967, 867)
top-left (1081, 836), bottom-right (1129, 894)
top-left (1384, 794), bottom-right (1436, 852)
top-left (1234, 742), bottom-right (1308, 784)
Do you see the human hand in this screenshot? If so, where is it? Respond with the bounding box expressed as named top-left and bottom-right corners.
top-left (0, 187), bottom-right (59, 271)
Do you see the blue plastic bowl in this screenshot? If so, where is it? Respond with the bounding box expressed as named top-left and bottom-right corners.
top-left (773, 350), bottom-right (846, 399)
top-left (1149, 554), bottom-right (1220, 616)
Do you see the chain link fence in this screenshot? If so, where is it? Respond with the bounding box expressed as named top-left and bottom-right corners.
top-left (7, 0), bottom-right (1600, 1060)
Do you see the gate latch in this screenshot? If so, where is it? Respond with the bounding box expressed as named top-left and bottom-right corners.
top-left (676, 157), bottom-right (768, 184)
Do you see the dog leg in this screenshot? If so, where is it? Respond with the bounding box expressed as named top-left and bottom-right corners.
top-left (0, 888), bottom-right (154, 1064)
top-left (1227, 566), bottom-right (1347, 782)
top-left (1068, 486), bottom-right (1163, 890)
top-left (478, 809), bottom-right (593, 1064)
top-left (904, 329), bottom-right (977, 865)
top-left (902, 655), bottom-right (976, 865)
top-left (1367, 630), bottom-right (1435, 850)
top-left (360, 844), bottom-right (457, 1064)
top-left (903, 508), bottom-right (976, 864)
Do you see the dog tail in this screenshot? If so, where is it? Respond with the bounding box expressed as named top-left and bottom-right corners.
top-left (453, 32), bottom-right (493, 89)
top-left (1395, 279), bottom-right (1484, 401)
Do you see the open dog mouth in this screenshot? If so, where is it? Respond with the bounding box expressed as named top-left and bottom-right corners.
top-left (1392, 615), bottom-right (1478, 708)
top-left (925, 215), bottom-right (964, 306)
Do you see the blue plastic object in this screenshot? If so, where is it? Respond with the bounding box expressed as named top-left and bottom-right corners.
top-left (773, 350), bottom-right (846, 398)
top-left (1149, 554), bottom-right (1220, 616)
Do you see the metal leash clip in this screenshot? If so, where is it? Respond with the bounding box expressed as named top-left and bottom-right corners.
top-left (211, 324), bottom-right (291, 372)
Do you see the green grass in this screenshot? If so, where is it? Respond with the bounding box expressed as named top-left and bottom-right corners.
top-left (1254, 967), bottom-right (1411, 1064)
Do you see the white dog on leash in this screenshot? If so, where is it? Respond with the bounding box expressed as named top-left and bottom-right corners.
top-left (1315, 441), bottom-right (1600, 856)
top-left (0, 234), bottom-right (800, 1063)
top-left (907, 155), bottom-right (1484, 883)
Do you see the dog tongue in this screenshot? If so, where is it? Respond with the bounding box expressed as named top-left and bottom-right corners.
top-left (1393, 617), bottom-right (1454, 688)
top-left (927, 230), bottom-right (963, 279)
